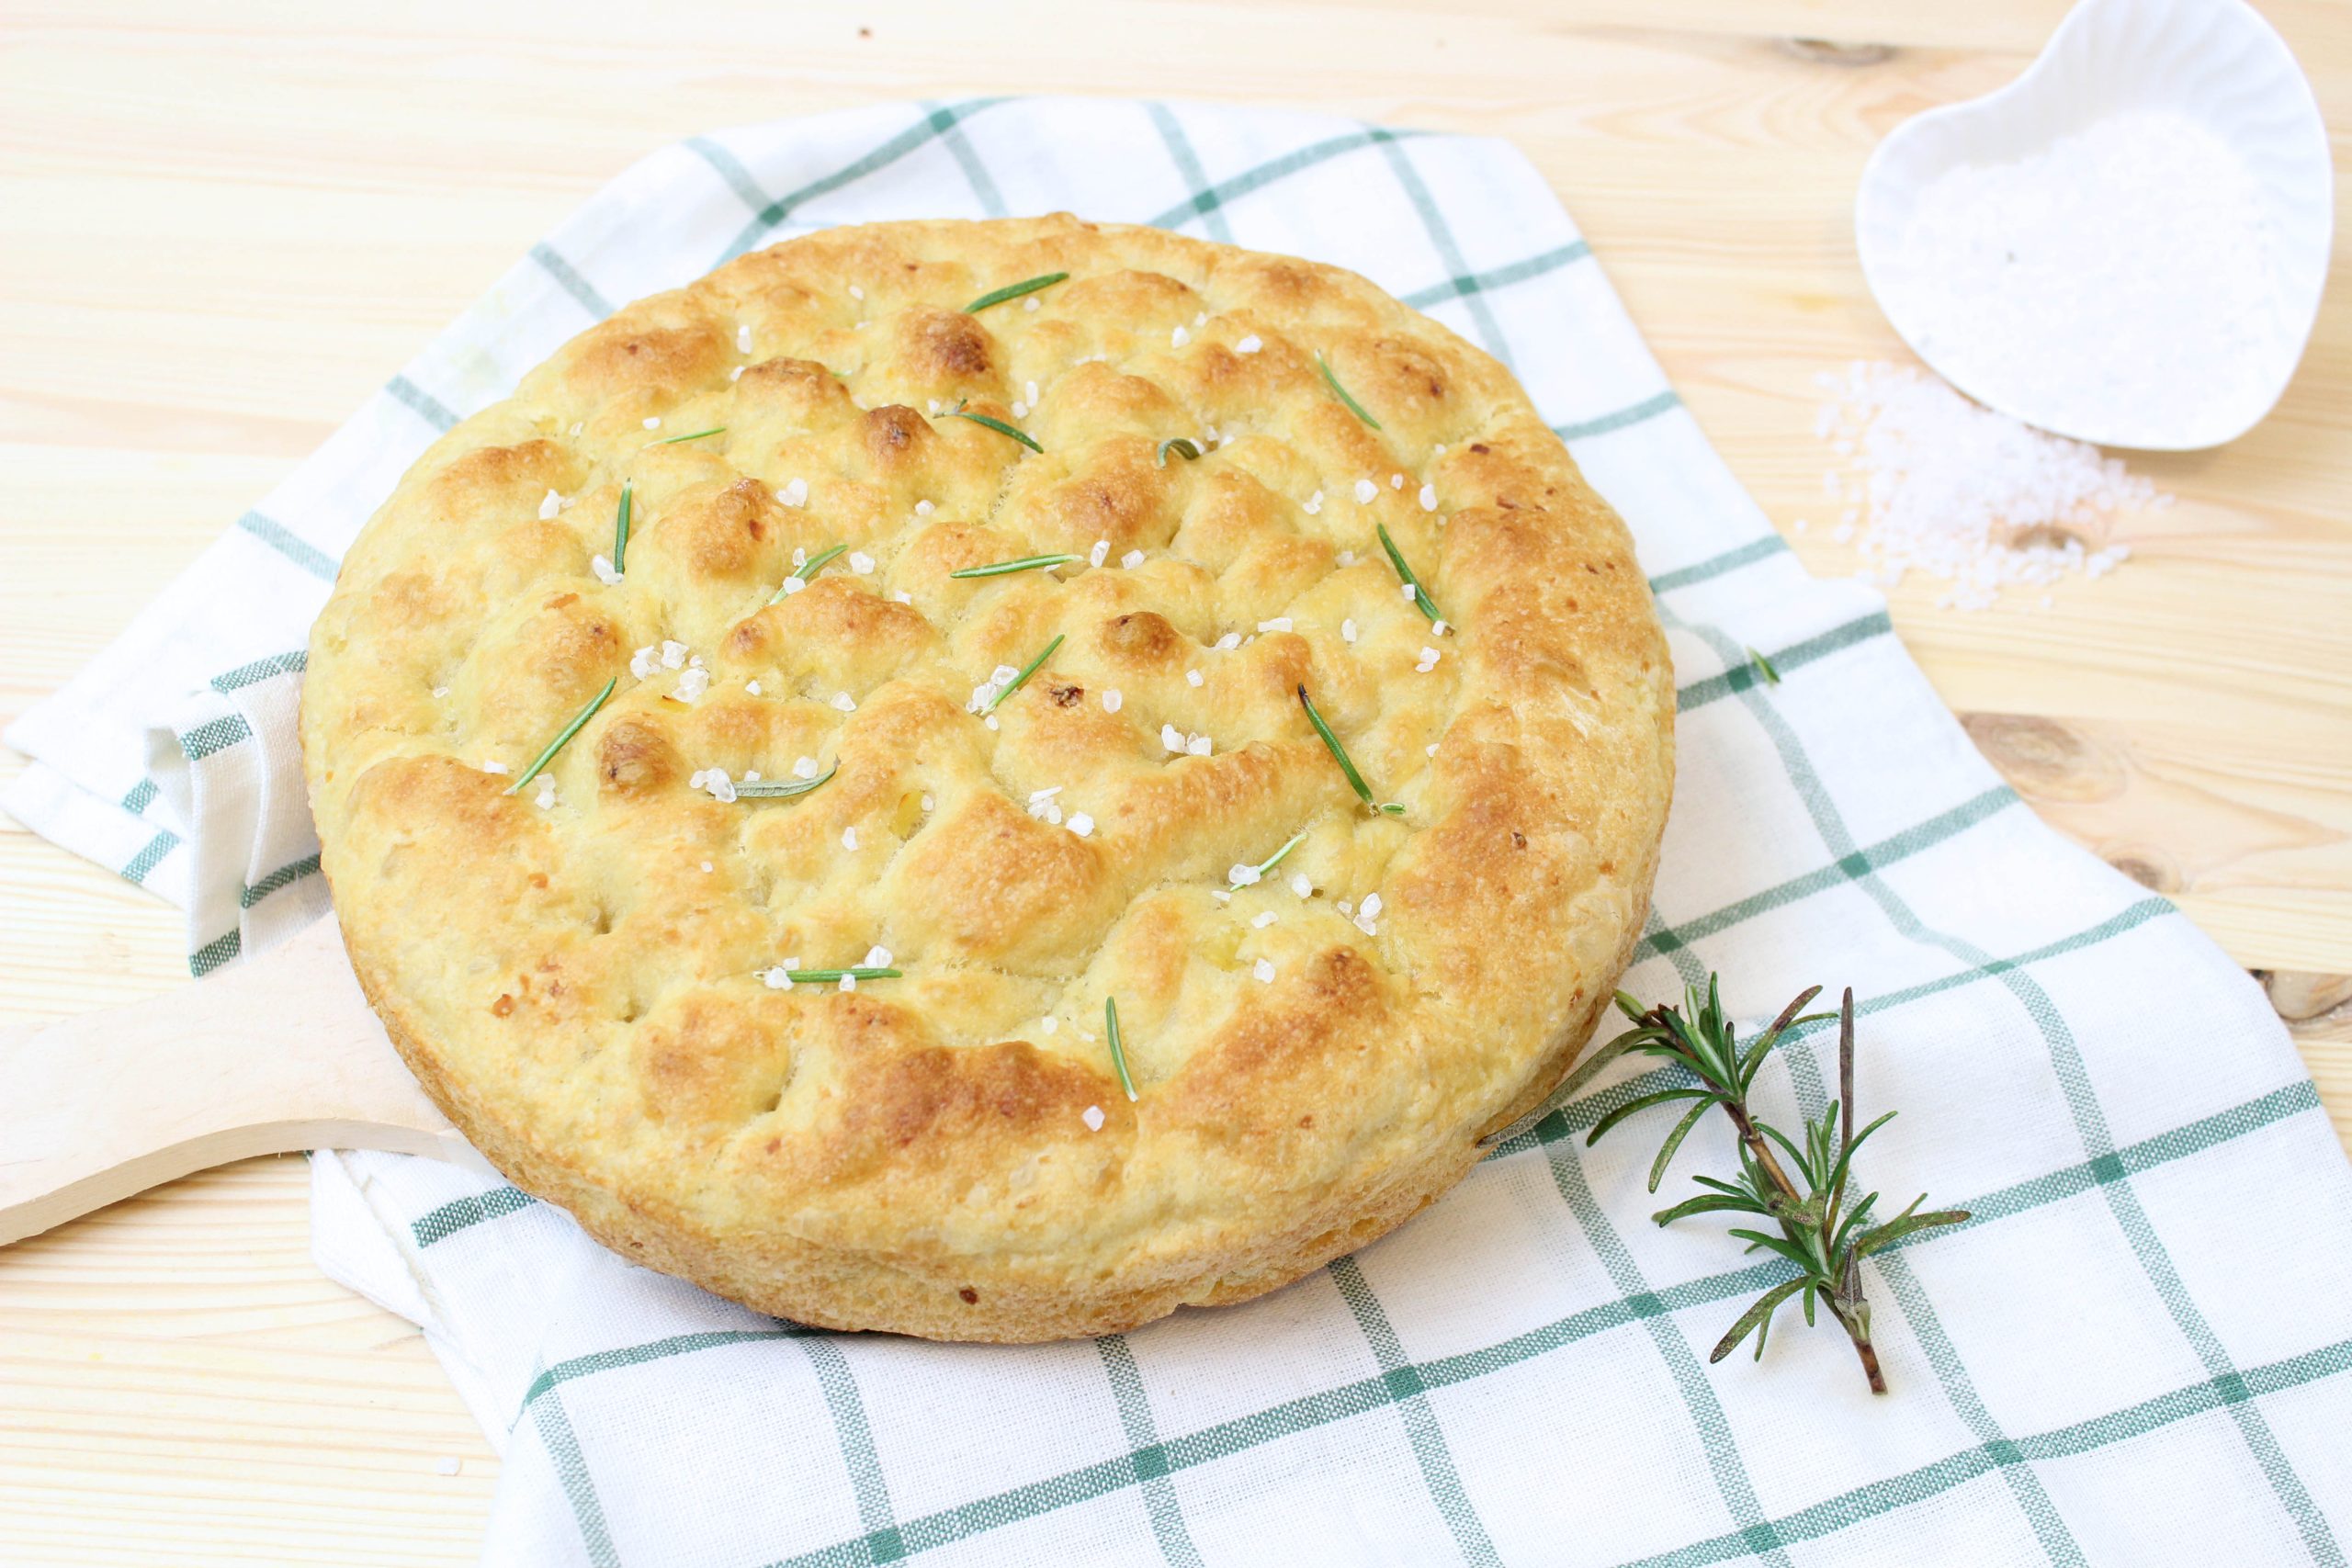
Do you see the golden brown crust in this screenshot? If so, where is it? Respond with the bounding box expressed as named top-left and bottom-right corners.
top-left (303, 216), bottom-right (1673, 1340)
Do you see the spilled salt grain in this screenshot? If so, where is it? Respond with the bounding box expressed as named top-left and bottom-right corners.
top-left (1816, 362), bottom-right (2157, 610)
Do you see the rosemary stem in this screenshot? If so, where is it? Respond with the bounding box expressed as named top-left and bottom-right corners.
top-left (1836, 987), bottom-right (1861, 1296)
top-left (1838, 1303), bottom-right (1889, 1394)
top-left (1724, 1099), bottom-right (1804, 1212)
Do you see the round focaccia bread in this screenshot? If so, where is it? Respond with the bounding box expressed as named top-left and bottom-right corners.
top-left (302, 214), bottom-right (1674, 1341)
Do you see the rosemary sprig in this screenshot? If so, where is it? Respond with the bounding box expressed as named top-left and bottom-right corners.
top-left (779, 966), bottom-right (901, 985)
top-left (505, 678), bottom-right (615, 795)
top-left (612, 482), bottom-right (633, 573)
top-left (1104, 997), bottom-right (1139, 1101)
top-left (1297, 685), bottom-right (1404, 815)
top-left (1376, 524), bottom-right (1446, 630)
top-left (734, 765), bottom-right (838, 800)
top-left (654, 425), bottom-right (726, 445)
top-left (987, 633), bottom-right (1064, 712)
top-left (1573, 978), bottom-right (1969, 1393)
top-left (1157, 436), bottom-right (1203, 467)
top-left (950, 553), bottom-right (1079, 580)
top-left (1316, 353), bottom-right (1382, 430)
top-left (1746, 647), bottom-right (1782, 686)
top-left (771, 543), bottom-right (848, 603)
top-left (944, 400), bottom-right (1044, 454)
top-left (964, 272), bottom-right (1069, 313)
top-left (1230, 828), bottom-right (1308, 888)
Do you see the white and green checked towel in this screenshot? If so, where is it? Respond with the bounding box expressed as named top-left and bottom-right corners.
top-left (11, 98), bottom-right (2352, 1567)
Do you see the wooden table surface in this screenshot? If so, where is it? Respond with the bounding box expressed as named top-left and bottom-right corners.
top-left (4, 1), bottom-right (2348, 1561)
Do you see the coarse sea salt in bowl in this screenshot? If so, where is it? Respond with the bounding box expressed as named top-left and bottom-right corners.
top-left (1855, 0), bottom-right (2332, 451)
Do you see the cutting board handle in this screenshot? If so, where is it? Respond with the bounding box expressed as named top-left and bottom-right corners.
top-left (0, 918), bottom-right (477, 1247)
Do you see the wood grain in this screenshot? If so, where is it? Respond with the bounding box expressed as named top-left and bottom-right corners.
top-left (2, 1), bottom-right (2346, 1560)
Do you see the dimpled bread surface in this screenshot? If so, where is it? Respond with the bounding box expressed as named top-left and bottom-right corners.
top-left (300, 215), bottom-right (1674, 1340)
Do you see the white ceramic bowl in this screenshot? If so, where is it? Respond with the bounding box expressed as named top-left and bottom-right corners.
top-left (1855, 0), bottom-right (2333, 450)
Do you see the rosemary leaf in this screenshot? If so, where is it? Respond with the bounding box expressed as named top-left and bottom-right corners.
top-left (1297, 684), bottom-right (1402, 814)
top-left (771, 543), bottom-right (849, 603)
top-left (733, 765), bottom-right (838, 800)
top-left (505, 678), bottom-right (615, 795)
top-left (950, 553), bottom-right (1080, 580)
top-left (1747, 647), bottom-right (1782, 685)
top-left (654, 425), bottom-right (727, 445)
top-left (1104, 997), bottom-right (1139, 1102)
top-left (779, 966), bottom-right (901, 985)
top-left (1376, 523), bottom-right (1446, 629)
top-left (1857, 1206), bottom-right (1970, 1257)
top-left (613, 482), bottom-right (633, 573)
top-left (944, 401), bottom-right (1044, 454)
top-left (987, 633), bottom-right (1064, 712)
top-left (1316, 353), bottom-right (1383, 430)
top-left (964, 272), bottom-right (1069, 313)
top-left (1586, 1087), bottom-right (1712, 1147)
top-left (1651, 1191), bottom-right (1771, 1227)
top-left (1231, 828), bottom-right (1308, 888)
top-left (1649, 1099), bottom-right (1715, 1193)
top-left (1713, 1278), bottom-right (1809, 1366)
top-left (1157, 436), bottom-right (1203, 468)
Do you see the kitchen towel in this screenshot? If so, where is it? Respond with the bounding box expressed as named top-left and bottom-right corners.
top-left (11, 97), bottom-right (2352, 1568)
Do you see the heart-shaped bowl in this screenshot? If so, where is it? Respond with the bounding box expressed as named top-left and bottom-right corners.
top-left (1855, 0), bottom-right (2332, 450)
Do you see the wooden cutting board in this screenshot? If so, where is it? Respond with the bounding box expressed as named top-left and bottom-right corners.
top-left (0, 919), bottom-right (483, 1247)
